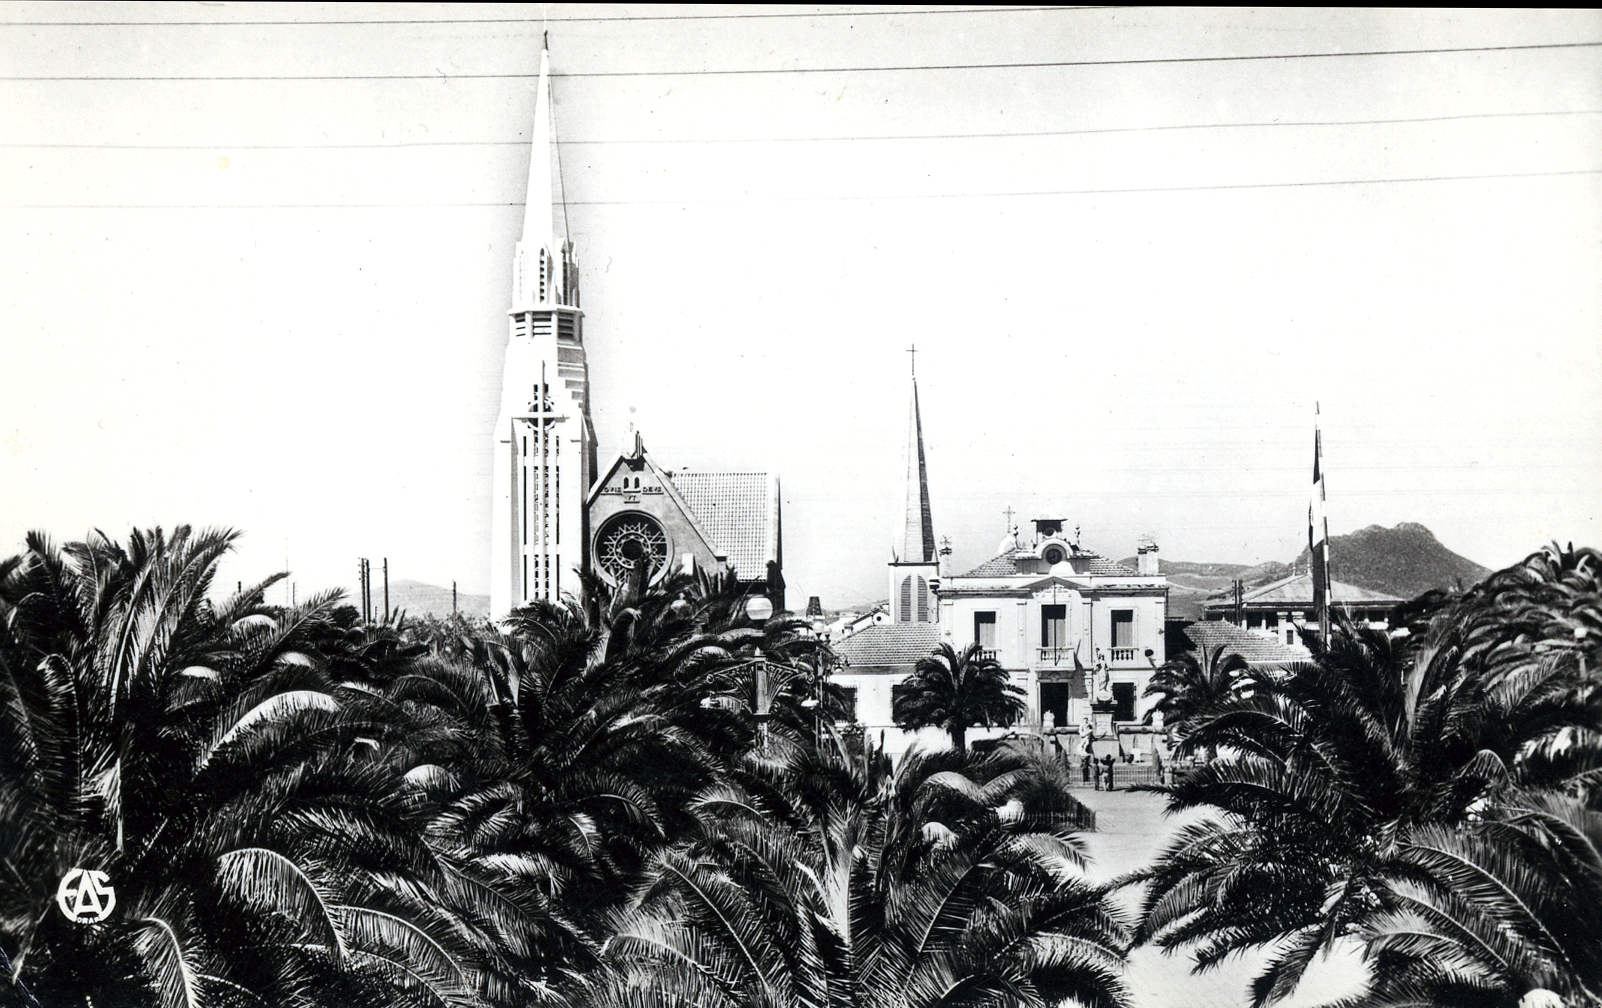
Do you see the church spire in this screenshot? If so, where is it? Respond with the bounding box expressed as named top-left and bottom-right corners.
top-left (512, 44), bottom-right (575, 311)
top-left (894, 347), bottom-right (937, 564)
top-left (491, 38), bottom-right (594, 618)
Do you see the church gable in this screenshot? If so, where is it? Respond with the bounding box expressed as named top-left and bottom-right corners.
top-left (587, 440), bottom-right (728, 587)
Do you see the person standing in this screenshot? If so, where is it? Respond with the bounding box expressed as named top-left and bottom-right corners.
top-left (1101, 753), bottom-right (1116, 792)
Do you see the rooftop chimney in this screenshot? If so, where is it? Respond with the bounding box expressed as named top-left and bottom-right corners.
top-left (1136, 541), bottom-right (1160, 576)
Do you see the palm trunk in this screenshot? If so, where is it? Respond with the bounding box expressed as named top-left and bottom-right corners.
top-left (951, 721), bottom-right (966, 755)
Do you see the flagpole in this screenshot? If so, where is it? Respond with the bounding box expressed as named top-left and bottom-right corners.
top-left (1310, 403), bottom-right (1331, 639)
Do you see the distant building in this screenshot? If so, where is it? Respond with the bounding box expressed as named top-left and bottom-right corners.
top-left (940, 519), bottom-right (1169, 731)
top-left (1203, 572), bottom-right (1403, 646)
top-left (489, 45), bottom-right (782, 616)
top-left (1168, 619), bottom-right (1313, 670)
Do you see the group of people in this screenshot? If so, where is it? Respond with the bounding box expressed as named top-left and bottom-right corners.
top-left (1081, 752), bottom-right (1124, 791)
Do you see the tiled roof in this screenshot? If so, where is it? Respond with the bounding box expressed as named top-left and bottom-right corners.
top-left (954, 547), bottom-right (1138, 579)
top-left (955, 550), bottom-right (1023, 577)
top-left (1173, 620), bottom-right (1312, 667)
top-left (1205, 573), bottom-right (1405, 608)
top-left (834, 623), bottom-right (942, 670)
top-left (1084, 556), bottom-right (1140, 576)
top-left (669, 472), bottom-right (778, 580)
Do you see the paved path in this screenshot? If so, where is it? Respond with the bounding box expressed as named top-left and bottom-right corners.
top-left (1071, 787), bottom-right (1367, 1008)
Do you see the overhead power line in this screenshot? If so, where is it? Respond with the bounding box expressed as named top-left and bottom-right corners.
top-left (0, 7), bottom-right (1091, 27)
top-left (5, 108), bottom-right (1594, 152)
top-left (559, 40), bottom-right (1602, 77)
top-left (1, 40), bottom-right (1595, 81)
top-left (6, 166), bottom-right (1596, 211)
top-left (566, 168), bottom-right (1602, 204)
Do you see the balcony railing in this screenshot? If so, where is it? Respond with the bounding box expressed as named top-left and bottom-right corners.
top-left (975, 648), bottom-right (999, 663)
top-left (1035, 646), bottom-right (1143, 667)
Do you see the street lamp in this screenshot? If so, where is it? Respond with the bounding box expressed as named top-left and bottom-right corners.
top-left (744, 595), bottom-right (774, 622)
top-left (799, 618), bottom-right (832, 746)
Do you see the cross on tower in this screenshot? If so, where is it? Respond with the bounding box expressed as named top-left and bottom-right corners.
top-left (906, 344), bottom-right (917, 378)
top-left (1003, 506), bottom-right (1016, 531)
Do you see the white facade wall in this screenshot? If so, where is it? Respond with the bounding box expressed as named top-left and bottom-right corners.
top-left (942, 583), bottom-right (1167, 729)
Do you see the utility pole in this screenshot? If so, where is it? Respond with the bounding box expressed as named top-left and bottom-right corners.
top-left (358, 558), bottom-right (372, 623)
top-left (452, 581), bottom-right (458, 617)
top-left (383, 558), bottom-right (390, 622)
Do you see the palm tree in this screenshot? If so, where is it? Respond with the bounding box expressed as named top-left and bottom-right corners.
top-left (381, 569), bottom-right (841, 1001)
top-left (0, 527), bottom-right (479, 1008)
top-left (894, 643), bottom-right (1026, 754)
top-left (596, 741), bottom-right (1129, 1008)
top-left (1133, 544), bottom-right (1602, 1007)
top-left (1350, 789), bottom-right (1602, 1007)
top-left (1141, 643), bottom-right (1256, 732)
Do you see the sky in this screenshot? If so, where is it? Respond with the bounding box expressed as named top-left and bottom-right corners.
top-left (2, 4), bottom-right (1599, 611)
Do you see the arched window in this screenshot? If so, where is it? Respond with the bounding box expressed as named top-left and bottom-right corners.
top-left (899, 577), bottom-right (913, 622)
top-left (915, 577), bottom-right (929, 622)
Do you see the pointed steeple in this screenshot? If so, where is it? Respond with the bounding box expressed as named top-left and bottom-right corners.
top-left (894, 350), bottom-right (937, 564)
top-left (491, 38), bottom-right (594, 618)
top-left (512, 44), bottom-right (576, 311)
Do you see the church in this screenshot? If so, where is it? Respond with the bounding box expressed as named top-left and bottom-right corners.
top-left (489, 45), bottom-right (783, 617)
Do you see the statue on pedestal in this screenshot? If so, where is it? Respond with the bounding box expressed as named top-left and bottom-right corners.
top-left (1093, 650), bottom-right (1112, 702)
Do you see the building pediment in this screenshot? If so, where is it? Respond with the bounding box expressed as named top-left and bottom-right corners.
top-left (1025, 575), bottom-right (1093, 596)
top-left (939, 574), bottom-right (1090, 598)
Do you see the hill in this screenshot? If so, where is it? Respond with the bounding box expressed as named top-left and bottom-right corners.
top-left (383, 579), bottom-right (491, 619)
top-left (1148, 523), bottom-right (1489, 607)
top-left (1292, 522), bottom-right (1489, 599)
top-left (1116, 558), bottom-right (1291, 594)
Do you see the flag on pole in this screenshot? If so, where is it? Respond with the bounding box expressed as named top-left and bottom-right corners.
top-left (1309, 403), bottom-right (1331, 637)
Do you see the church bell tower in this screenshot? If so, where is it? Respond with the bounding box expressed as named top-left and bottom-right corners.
top-left (889, 352), bottom-right (940, 623)
top-left (490, 42), bottom-right (597, 617)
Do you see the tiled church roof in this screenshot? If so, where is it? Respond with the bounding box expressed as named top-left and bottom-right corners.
top-left (955, 547), bottom-right (1138, 579)
top-left (833, 623), bottom-right (942, 671)
top-left (670, 472), bottom-right (778, 579)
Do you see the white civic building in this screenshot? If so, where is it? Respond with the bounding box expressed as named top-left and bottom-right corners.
top-left (940, 521), bottom-right (1169, 733)
top-left (831, 360), bottom-right (1170, 755)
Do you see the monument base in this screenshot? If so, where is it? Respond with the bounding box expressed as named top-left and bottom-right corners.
top-left (1091, 699), bottom-right (1117, 738)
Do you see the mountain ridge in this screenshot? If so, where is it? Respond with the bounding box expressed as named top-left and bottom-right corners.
top-left (378, 579), bottom-right (491, 619)
top-left (1125, 522), bottom-right (1491, 618)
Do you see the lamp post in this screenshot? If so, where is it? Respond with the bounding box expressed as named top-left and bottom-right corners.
top-left (738, 596), bottom-right (777, 752)
top-left (752, 654), bottom-right (773, 752)
top-left (800, 618), bottom-right (832, 747)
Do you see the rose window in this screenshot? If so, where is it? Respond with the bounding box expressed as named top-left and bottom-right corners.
top-left (596, 514), bottom-right (669, 582)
